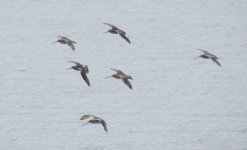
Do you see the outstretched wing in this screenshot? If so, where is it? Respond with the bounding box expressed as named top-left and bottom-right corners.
top-left (197, 49), bottom-right (210, 54)
top-left (58, 36), bottom-right (76, 43)
top-left (57, 36), bottom-right (68, 40)
top-left (121, 76), bottom-right (132, 89)
top-left (68, 61), bottom-right (82, 67)
top-left (68, 42), bottom-right (75, 50)
top-left (197, 49), bottom-right (217, 57)
top-left (211, 58), bottom-right (221, 66)
top-left (110, 68), bottom-right (124, 75)
top-left (81, 69), bottom-right (90, 87)
top-left (100, 120), bottom-right (108, 133)
top-left (104, 23), bottom-right (118, 30)
top-left (119, 32), bottom-right (131, 44)
top-left (80, 115), bottom-right (92, 120)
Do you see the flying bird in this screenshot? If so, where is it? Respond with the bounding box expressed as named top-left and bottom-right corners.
top-left (106, 68), bottom-right (133, 89)
top-left (67, 61), bottom-right (90, 86)
top-left (103, 23), bottom-right (131, 44)
top-left (80, 114), bottom-right (108, 133)
top-left (53, 36), bottom-right (76, 50)
top-left (195, 49), bottom-right (221, 66)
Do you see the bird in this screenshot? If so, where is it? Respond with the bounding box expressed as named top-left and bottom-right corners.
top-left (53, 36), bottom-right (76, 50)
top-left (103, 23), bottom-right (131, 44)
top-left (67, 61), bottom-right (90, 86)
top-left (106, 68), bottom-right (133, 89)
top-left (80, 114), bottom-right (108, 133)
top-left (195, 49), bottom-right (221, 66)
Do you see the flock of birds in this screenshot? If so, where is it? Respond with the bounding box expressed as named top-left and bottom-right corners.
top-left (53, 23), bottom-right (221, 133)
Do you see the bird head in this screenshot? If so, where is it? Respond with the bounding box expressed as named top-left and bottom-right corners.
top-left (126, 75), bottom-right (133, 80)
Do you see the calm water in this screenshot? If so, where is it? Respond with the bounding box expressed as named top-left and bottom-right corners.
top-left (0, 0), bottom-right (247, 150)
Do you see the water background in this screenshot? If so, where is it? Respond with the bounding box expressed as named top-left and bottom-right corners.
top-left (0, 0), bottom-right (247, 150)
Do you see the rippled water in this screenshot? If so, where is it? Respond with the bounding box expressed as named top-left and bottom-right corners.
top-left (0, 0), bottom-right (247, 150)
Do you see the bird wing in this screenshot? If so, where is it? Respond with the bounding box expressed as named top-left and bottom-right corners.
top-left (100, 120), bottom-right (108, 133)
top-left (68, 42), bottom-right (75, 50)
top-left (121, 76), bottom-right (132, 89)
top-left (119, 32), bottom-right (131, 44)
top-left (211, 58), bottom-right (221, 66)
top-left (57, 36), bottom-right (69, 40)
top-left (104, 23), bottom-right (118, 30)
top-left (81, 69), bottom-right (90, 87)
top-left (198, 49), bottom-right (210, 53)
top-left (198, 49), bottom-right (218, 59)
top-left (197, 49), bottom-right (217, 57)
top-left (68, 61), bottom-right (82, 67)
top-left (58, 36), bottom-right (76, 43)
top-left (110, 68), bottom-right (124, 75)
top-left (80, 115), bottom-right (92, 120)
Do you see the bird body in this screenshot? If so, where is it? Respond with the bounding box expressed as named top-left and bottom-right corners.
top-left (104, 23), bottom-right (131, 44)
top-left (67, 61), bottom-right (90, 86)
top-left (54, 36), bottom-right (76, 50)
top-left (80, 115), bottom-right (108, 133)
top-left (196, 49), bottom-right (221, 66)
top-left (106, 68), bottom-right (133, 89)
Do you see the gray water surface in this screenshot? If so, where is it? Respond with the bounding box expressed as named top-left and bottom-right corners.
top-left (0, 0), bottom-right (247, 150)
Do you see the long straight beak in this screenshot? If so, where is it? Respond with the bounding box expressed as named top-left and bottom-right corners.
top-left (105, 76), bottom-right (112, 79)
top-left (66, 67), bottom-right (72, 70)
top-left (82, 122), bottom-right (89, 126)
top-left (194, 56), bottom-right (200, 59)
top-left (52, 41), bottom-right (58, 43)
top-left (103, 31), bottom-right (108, 34)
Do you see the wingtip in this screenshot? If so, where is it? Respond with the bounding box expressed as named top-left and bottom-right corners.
top-left (85, 81), bottom-right (90, 87)
top-left (86, 81), bottom-right (91, 87)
